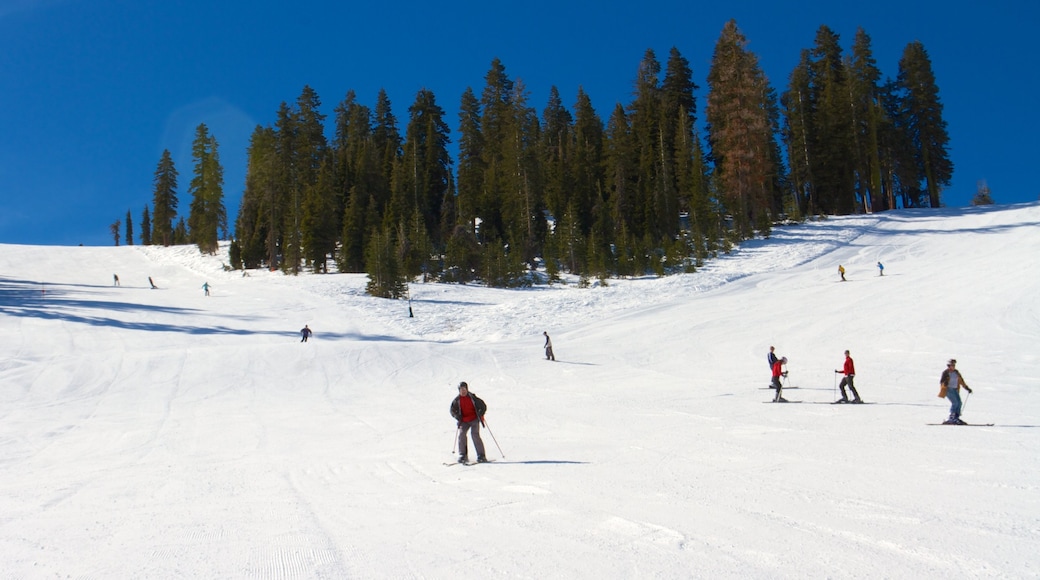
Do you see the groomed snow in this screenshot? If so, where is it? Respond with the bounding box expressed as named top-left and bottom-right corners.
top-left (2, 203), bottom-right (1038, 578)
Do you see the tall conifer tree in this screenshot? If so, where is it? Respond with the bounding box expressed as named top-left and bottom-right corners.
top-left (151, 149), bottom-right (178, 247)
top-left (897, 41), bottom-right (952, 208)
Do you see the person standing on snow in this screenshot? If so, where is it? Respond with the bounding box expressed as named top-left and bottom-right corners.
top-left (767, 346), bottom-right (779, 389)
top-left (300, 325), bottom-right (312, 342)
top-left (877, 261), bottom-right (885, 276)
top-left (834, 350), bottom-right (862, 403)
top-left (450, 382), bottom-right (488, 464)
top-left (838, 264), bottom-right (846, 281)
top-left (543, 331), bottom-right (555, 361)
top-left (771, 356), bottom-right (789, 402)
top-left (939, 359), bottom-right (972, 424)
top-left (113, 274), bottom-right (120, 286)
top-left (202, 282), bottom-right (211, 296)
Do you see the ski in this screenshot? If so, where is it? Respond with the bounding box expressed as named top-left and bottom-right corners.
top-left (815, 401), bottom-right (874, 405)
top-left (926, 423), bottom-right (994, 427)
top-left (443, 459), bottom-right (496, 467)
top-left (763, 400), bottom-right (801, 404)
top-left (759, 386), bottom-right (799, 390)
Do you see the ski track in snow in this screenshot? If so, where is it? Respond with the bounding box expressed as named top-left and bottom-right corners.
top-left (2, 203), bottom-right (1040, 578)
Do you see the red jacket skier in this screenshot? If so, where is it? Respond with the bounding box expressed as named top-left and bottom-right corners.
top-left (834, 350), bottom-right (862, 403)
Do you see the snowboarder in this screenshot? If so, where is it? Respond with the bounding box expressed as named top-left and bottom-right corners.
top-left (939, 359), bottom-right (972, 424)
top-left (449, 382), bottom-right (488, 464)
top-left (202, 282), bottom-right (210, 296)
top-left (834, 350), bottom-right (862, 403)
top-left (148, 277), bottom-right (157, 289)
top-left (543, 331), bottom-right (555, 361)
top-left (771, 356), bottom-right (788, 402)
top-left (113, 274), bottom-right (120, 286)
top-left (838, 264), bottom-right (846, 281)
top-left (300, 325), bottom-right (312, 342)
top-left (877, 261), bottom-right (884, 276)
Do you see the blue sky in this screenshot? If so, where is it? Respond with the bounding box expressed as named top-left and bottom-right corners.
top-left (2, 0), bottom-right (1037, 246)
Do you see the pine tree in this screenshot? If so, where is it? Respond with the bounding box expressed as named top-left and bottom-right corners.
top-left (455, 87), bottom-right (484, 238)
top-left (478, 58), bottom-right (516, 245)
top-left (187, 123), bottom-right (225, 255)
top-left (897, 41), bottom-right (952, 208)
top-left (809, 26), bottom-right (856, 215)
top-left (331, 91), bottom-right (375, 273)
top-left (847, 28), bottom-right (885, 213)
top-left (972, 180), bottom-right (994, 205)
top-left (294, 86), bottom-right (331, 271)
top-left (125, 209), bottom-right (134, 246)
top-left (627, 49), bottom-right (662, 241)
top-left (393, 88), bottom-right (453, 250)
top-left (237, 125), bottom-right (280, 269)
top-left (571, 87), bottom-right (605, 240)
top-left (110, 219), bottom-right (121, 246)
top-left (782, 50), bottom-right (816, 215)
top-left (140, 206), bottom-right (151, 245)
top-left (541, 85), bottom-right (574, 225)
top-left (151, 149), bottom-right (178, 246)
top-left (706, 20), bottom-right (778, 239)
top-left (365, 225), bottom-right (407, 298)
top-left (604, 103), bottom-right (637, 257)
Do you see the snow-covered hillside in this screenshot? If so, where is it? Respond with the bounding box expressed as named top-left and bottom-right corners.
top-left (2, 203), bottom-right (1038, 578)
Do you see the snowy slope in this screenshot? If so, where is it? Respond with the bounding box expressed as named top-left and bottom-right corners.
top-left (1, 203), bottom-right (1038, 579)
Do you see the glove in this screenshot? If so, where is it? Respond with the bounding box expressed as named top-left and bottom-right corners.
top-left (835, 370), bottom-right (840, 373)
top-left (966, 387), bottom-right (973, 394)
top-left (782, 372), bottom-right (788, 377)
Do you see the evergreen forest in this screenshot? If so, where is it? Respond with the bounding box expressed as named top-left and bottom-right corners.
top-left (117, 22), bottom-right (953, 296)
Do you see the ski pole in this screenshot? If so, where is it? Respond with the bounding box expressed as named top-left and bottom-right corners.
top-left (452, 425), bottom-right (460, 454)
top-left (481, 417), bottom-right (505, 458)
top-left (962, 390), bottom-right (971, 414)
top-left (833, 371), bottom-right (838, 401)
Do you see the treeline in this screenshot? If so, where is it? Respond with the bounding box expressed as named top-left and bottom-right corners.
top-left (121, 22), bottom-right (952, 294)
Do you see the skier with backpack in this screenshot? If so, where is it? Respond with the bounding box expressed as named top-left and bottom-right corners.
top-left (450, 382), bottom-right (488, 464)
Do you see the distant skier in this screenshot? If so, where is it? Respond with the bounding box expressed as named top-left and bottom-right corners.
top-left (202, 282), bottom-right (210, 296)
top-left (300, 325), bottom-right (312, 342)
top-left (838, 264), bottom-right (846, 281)
top-left (771, 356), bottom-right (788, 402)
top-left (834, 350), bottom-right (862, 403)
top-left (148, 277), bottom-right (157, 289)
top-left (877, 261), bottom-right (884, 276)
top-left (543, 331), bottom-right (555, 361)
top-left (450, 382), bottom-right (488, 464)
top-left (113, 274), bottom-right (120, 286)
top-left (939, 359), bottom-right (972, 425)
top-left (767, 346), bottom-right (778, 368)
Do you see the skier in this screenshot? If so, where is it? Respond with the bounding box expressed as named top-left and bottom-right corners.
top-left (202, 282), bottom-right (210, 296)
top-left (834, 350), bottom-right (862, 403)
top-left (449, 382), bottom-right (488, 464)
top-left (543, 331), bottom-right (555, 361)
top-left (939, 359), bottom-right (972, 424)
top-left (838, 264), bottom-right (846, 281)
top-left (767, 346), bottom-right (779, 388)
top-left (877, 261), bottom-right (884, 276)
top-left (113, 274), bottom-right (120, 286)
top-left (148, 277), bottom-right (158, 289)
top-left (771, 356), bottom-right (788, 402)
top-left (300, 325), bottom-right (312, 342)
